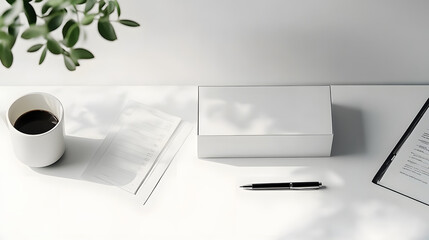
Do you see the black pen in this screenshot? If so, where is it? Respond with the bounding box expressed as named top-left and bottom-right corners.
top-left (240, 181), bottom-right (323, 190)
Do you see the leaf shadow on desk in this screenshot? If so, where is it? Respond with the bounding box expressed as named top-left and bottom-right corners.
top-left (203, 104), bottom-right (366, 167)
top-left (272, 105), bottom-right (429, 240)
top-left (30, 87), bottom-right (196, 186)
top-left (29, 88), bottom-right (129, 184)
top-left (31, 135), bottom-right (109, 185)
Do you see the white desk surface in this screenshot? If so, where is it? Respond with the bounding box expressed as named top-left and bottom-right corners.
top-left (1, 85), bottom-right (429, 240)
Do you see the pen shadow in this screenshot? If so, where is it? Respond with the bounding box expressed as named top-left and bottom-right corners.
top-left (202, 104), bottom-right (366, 167)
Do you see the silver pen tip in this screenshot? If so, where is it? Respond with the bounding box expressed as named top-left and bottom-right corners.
top-left (240, 185), bottom-right (252, 189)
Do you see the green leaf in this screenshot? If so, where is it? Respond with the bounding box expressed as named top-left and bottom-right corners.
top-left (71, 55), bottom-right (80, 66)
top-left (71, 48), bottom-right (94, 59)
top-left (27, 43), bottom-right (44, 52)
top-left (8, 24), bottom-right (19, 37)
top-left (47, 11), bottom-right (65, 31)
top-left (114, 0), bottom-right (121, 17)
top-left (81, 14), bottom-right (96, 25)
top-left (0, 31), bottom-right (10, 40)
top-left (3, 0), bottom-right (23, 26)
top-left (41, 3), bottom-right (51, 15)
top-left (47, 38), bottom-right (62, 54)
top-left (97, 19), bottom-right (117, 41)
top-left (98, 0), bottom-right (106, 11)
top-left (0, 45), bottom-right (13, 68)
top-left (63, 55), bottom-right (76, 71)
top-left (23, 1), bottom-right (37, 25)
top-left (0, 31), bottom-right (15, 49)
top-left (7, 24), bottom-right (19, 48)
top-left (1, 9), bottom-right (12, 19)
top-left (84, 0), bottom-right (96, 13)
top-left (39, 47), bottom-right (47, 64)
top-left (64, 24), bottom-right (80, 47)
top-left (66, 50), bottom-right (80, 66)
top-left (72, 0), bottom-right (86, 4)
top-left (62, 19), bottom-right (76, 38)
top-left (119, 19), bottom-right (140, 27)
top-left (46, 0), bottom-right (65, 8)
top-left (21, 25), bottom-right (46, 39)
top-left (105, 1), bottom-right (115, 15)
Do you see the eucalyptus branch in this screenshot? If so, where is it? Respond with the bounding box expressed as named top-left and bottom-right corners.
top-left (0, 0), bottom-right (139, 71)
top-left (73, 5), bottom-right (80, 23)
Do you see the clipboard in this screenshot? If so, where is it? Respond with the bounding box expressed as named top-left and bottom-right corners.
top-left (373, 97), bottom-right (429, 206)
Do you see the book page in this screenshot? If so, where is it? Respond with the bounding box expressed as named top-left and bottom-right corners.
top-left (380, 108), bottom-right (429, 204)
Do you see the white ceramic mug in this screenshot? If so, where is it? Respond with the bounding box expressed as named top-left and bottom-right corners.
top-left (6, 92), bottom-right (65, 167)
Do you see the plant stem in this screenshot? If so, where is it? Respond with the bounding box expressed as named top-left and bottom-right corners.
top-left (73, 5), bottom-right (80, 23)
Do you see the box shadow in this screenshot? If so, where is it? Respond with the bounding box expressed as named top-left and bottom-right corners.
top-left (201, 104), bottom-right (365, 167)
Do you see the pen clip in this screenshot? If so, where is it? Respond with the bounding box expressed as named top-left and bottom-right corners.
top-left (289, 182), bottom-right (322, 190)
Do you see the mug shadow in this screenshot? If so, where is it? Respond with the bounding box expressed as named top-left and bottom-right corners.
top-left (31, 135), bottom-right (110, 185)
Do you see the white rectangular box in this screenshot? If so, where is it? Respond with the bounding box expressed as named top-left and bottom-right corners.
top-left (198, 86), bottom-right (333, 158)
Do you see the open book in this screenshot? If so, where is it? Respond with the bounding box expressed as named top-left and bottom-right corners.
top-left (373, 98), bottom-right (429, 206)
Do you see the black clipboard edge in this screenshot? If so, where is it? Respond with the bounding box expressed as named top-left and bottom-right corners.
top-left (372, 97), bottom-right (429, 184)
top-left (375, 183), bottom-right (429, 207)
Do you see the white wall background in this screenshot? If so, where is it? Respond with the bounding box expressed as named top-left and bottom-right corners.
top-left (1, 0), bottom-right (429, 85)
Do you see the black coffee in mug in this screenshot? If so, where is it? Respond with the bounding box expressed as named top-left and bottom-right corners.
top-left (14, 110), bottom-right (59, 135)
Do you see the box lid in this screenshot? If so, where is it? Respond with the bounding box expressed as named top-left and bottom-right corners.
top-left (198, 86), bottom-right (332, 136)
